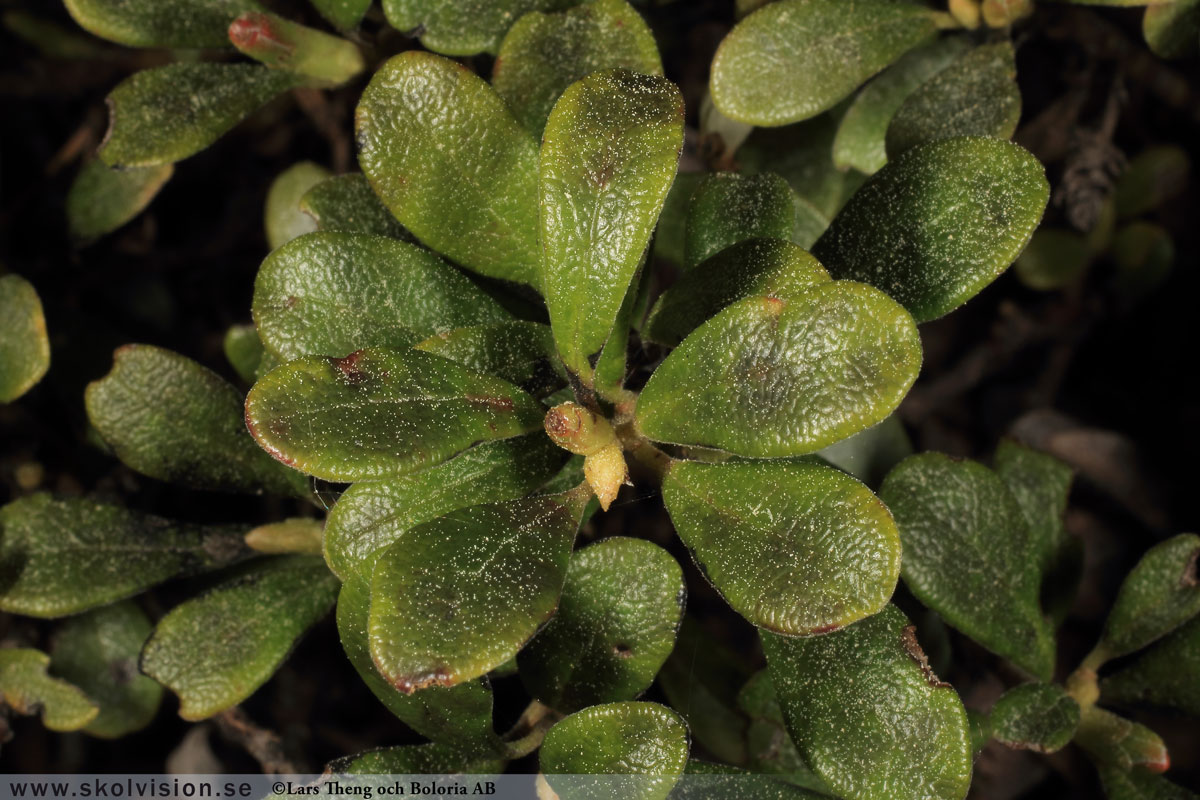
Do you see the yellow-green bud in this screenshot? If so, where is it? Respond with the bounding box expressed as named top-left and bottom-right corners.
top-left (543, 402), bottom-right (618, 456)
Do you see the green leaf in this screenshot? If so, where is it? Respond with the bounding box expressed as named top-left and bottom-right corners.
top-left (833, 36), bottom-right (971, 175)
top-left (539, 68), bottom-right (683, 378)
top-left (989, 683), bottom-right (1079, 754)
top-left (368, 490), bottom-right (588, 692)
top-left (323, 434), bottom-right (565, 580)
top-left (300, 174), bottom-right (413, 239)
top-left (86, 344), bottom-right (304, 496)
top-left (1101, 614), bottom-right (1200, 717)
top-left (710, 0), bottom-right (937, 126)
top-left (540, 701), bottom-right (689, 800)
top-left (1096, 765), bottom-right (1199, 800)
top-left (1013, 228), bottom-right (1093, 291)
top-left (246, 347), bottom-right (545, 482)
top-left (1075, 705), bottom-right (1169, 774)
top-left (1112, 222), bottom-right (1175, 303)
top-left (0, 649), bottom-right (98, 732)
top-left (1115, 145), bottom-right (1190, 220)
top-left (415, 321), bottom-right (566, 399)
top-left (518, 537), bottom-right (684, 711)
top-left (140, 555), bottom-right (338, 720)
top-left (884, 42), bottom-right (1020, 160)
top-left (66, 159), bottom-right (173, 242)
top-left (265, 162), bottom-right (331, 250)
top-left (817, 415), bottom-right (913, 488)
top-left (493, 0), bottom-right (662, 136)
top-left (0, 274), bottom-right (50, 403)
top-left (1144, 1), bottom-right (1200, 60)
top-left (762, 605), bottom-right (972, 800)
top-left (252, 232), bottom-right (509, 363)
top-left (327, 742), bottom-right (505, 774)
top-left (645, 239), bottom-right (830, 348)
top-left (382, 0), bottom-right (576, 56)
top-left (336, 568), bottom-right (498, 746)
top-left (0, 494), bottom-right (248, 618)
top-left (683, 173), bottom-right (797, 269)
top-left (636, 283), bottom-right (921, 457)
top-left (62, 0), bottom-right (260, 48)
top-left (49, 601), bottom-right (162, 739)
top-left (672, 762), bottom-right (828, 799)
top-left (310, 0), bottom-right (372, 31)
top-left (993, 440), bottom-right (1073, 579)
top-left (100, 64), bottom-right (304, 168)
top-left (356, 51), bottom-right (540, 285)
top-left (736, 672), bottom-right (829, 791)
top-left (663, 459), bottom-right (900, 635)
top-left (880, 453), bottom-right (1055, 679)
top-left (224, 323), bottom-right (264, 385)
top-left (244, 518), bottom-right (324, 555)
top-left (1091, 533), bottom-right (1200, 664)
top-left (653, 172), bottom-right (704, 266)
top-left (813, 136), bottom-right (1049, 323)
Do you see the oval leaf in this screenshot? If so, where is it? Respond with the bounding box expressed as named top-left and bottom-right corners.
top-left (300, 174), bottom-right (413, 239)
top-left (252, 232), bottom-right (509, 363)
top-left (67, 159), bottom-right (173, 242)
top-left (50, 601), bottom-right (163, 739)
top-left (0, 494), bottom-right (248, 618)
top-left (540, 701), bottom-right (689, 800)
top-left (762, 606), bottom-right (973, 800)
top-left (710, 0), bottom-right (937, 126)
top-left (86, 344), bottom-right (304, 496)
top-left (683, 172), bottom-right (798, 269)
top-left (245, 347), bottom-right (545, 481)
top-left (324, 434), bottom-right (565, 580)
top-left (879, 453), bottom-right (1056, 679)
top-left (990, 683), bottom-right (1079, 754)
top-left (310, 0), bottom-right (372, 32)
top-left (356, 51), bottom-right (540, 285)
top-left (885, 42), bottom-right (1021, 160)
top-left (493, 0), bottom-right (662, 136)
top-left (414, 321), bottom-right (566, 398)
top-left (140, 555), bottom-right (338, 720)
top-left (368, 490), bottom-right (589, 692)
top-left (1101, 614), bottom-right (1200, 717)
top-left (518, 537), bottom-right (685, 711)
top-left (813, 136), bottom-right (1049, 322)
top-left (0, 274), bottom-right (50, 403)
top-left (636, 282), bottom-right (921, 457)
top-left (100, 63), bottom-right (303, 168)
top-left (63, 0), bottom-right (260, 48)
top-left (645, 238), bottom-right (830, 347)
top-left (381, 0), bottom-right (570, 56)
top-left (265, 161), bottom-right (330, 250)
top-left (0, 649), bottom-right (98, 732)
top-left (663, 459), bottom-right (900, 635)
top-left (540, 68), bottom-right (683, 378)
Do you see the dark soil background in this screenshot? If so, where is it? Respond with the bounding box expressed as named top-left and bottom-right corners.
top-left (1, 1), bottom-right (1198, 796)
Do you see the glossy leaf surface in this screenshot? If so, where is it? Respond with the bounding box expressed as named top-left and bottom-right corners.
top-left (265, 162), bottom-right (330, 250)
top-left (63, 0), bottom-right (259, 47)
top-left (833, 36), bottom-right (970, 175)
top-left (736, 672), bottom-right (828, 790)
top-left (493, 0), bottom-right (662, 136)
top-left (381, 0), bottom-right (573, 56)
top-left (415, 321), bottom-right (565, 398)
top-left (100, 64), bottom-right (303, 168)
top-left (885, 43), bottom-right (1020, 159)
top-left (300, 174), bottom-right (412, 239)
top-left (140, 555), bottom-right (338, 720)
top-left (1093, 533), bottom-right (1200, 662)
top-left (0, 274), bottom-right (50, 403)
top-left (763, 605), bottom-right (972, 800)
top-left (540, 701), bottom-right (689, 800)
top-left (368, 490), bottom-right (588, 692)
top-left (879, 453), bottom-right (1055, 679)
top-left (813, 136), bottom-right (1048, 322)
top-left (86, 344), bottom-right (304, 496)
top-left (50, 601), bottom-right (162, 739)
top-left (683, 173), bottom-right (797, 269)
top-left (710, 0), bottom-right (936, 126)
top-left (664, 459), bottom-right (900, 635)
top-left (990, 683), bottom-right (1079, 754)
top-left (644, 239), bottom-right (829, 347)
top-left (0, 649), bottom-right (98, 732)
top-left (540, 69), bottom-right (682, 378)
top-left (637, 283), bottom-right (921, 457)
top-left (0, 494), bottom-right (247, 618)
top-left (67, 160), bottom-right (173, 241)
top-left (252, 232), bottom-right (508, 363)
top-left (1102, 614), bottom-right (1200, 717)
top-left (356, 52), bottom-right (540, 285)
top-left (323, 434), bottom-right (564, 579)
top-left (519, 537), bottom-right (684, 711)
top-left (245, 347), bottom-right (545, 481)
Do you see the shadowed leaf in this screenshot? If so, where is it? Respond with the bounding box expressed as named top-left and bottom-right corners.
top-left (63, 0), bottom-right (260, 48)
top-left (0, 274), bottom-right (50, 403)
top-left (0, 649), bottom-right (98, 732)
top-left (67, 160), bottom-right (173, 242)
